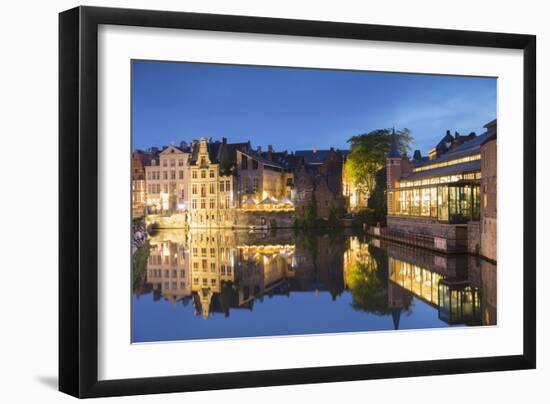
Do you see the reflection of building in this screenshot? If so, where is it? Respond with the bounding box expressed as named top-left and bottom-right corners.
top-left (139, 230), bottom-right (496, 329)
top-left (387, 282), bottom-right (413, 330)
top-left (188, 230), bottom-right (237, 318)
top-left (386, 120), bottom-right (497, 255)
top-left (146, 238), bottom-right (191, 303)
top-left (386, 242), bottom-right (491, 326)
top-left (145, 146), bottom-right (190, 214)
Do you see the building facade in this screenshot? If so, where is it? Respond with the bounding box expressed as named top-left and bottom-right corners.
top-left (386, 120), bottom-right (496, 258)
top-left (144, 146), bottom-right (190, 214)
top-left (294, 148), bottom-right (347, 219)
top-left (236, 148), bottom-right (294, 206)
top-left (132, 150), bottom-right (154, 219)
top-left (480, 120), bottom-right (497, 261)
top-left (187, 137), bottom-right (236, 228)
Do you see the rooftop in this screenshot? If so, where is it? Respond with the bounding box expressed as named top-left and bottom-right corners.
top-left (411, 121), bottom-right (496, 169)
top-left (402, 160), bottom-right (481, 182)
top-left (294, 149), bottom-right (349, 164)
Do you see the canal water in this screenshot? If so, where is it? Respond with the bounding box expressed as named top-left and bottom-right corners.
top-left (132, 229), bottom-right (496, 343)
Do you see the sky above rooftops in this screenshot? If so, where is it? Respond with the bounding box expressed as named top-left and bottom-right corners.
top-left (132, 60), bottom-right (496, 155)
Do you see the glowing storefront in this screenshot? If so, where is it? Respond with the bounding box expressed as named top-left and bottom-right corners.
top-left (386, 120), bottom-right (496, 252)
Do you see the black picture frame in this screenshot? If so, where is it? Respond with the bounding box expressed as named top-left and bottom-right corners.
top-left (59, 5), bottom-right (536, 398)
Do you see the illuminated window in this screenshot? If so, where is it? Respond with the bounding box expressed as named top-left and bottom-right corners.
top-left (412, 154), bottom-right (481, 173)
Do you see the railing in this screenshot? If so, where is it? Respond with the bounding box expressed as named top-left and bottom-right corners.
top-left (366, 226), bottom-right (467, 253)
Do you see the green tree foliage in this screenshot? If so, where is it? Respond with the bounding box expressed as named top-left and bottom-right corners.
top-left (367, 167), bottom-right (388, 225)
top-left (132, 240), bottom-right (150, 294)
top-left (346, 244), bottom-right (390, 315)
top-left (345, 128), bottom-right (412, 196)
top-left (303, 193), bottom-right (318, 228)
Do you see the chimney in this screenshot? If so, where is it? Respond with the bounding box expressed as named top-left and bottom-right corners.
top-left (222, 137), bottom-right (227, 144)
top-left (455, 131), bottom-right (460, 140)
top-left (268, 145), bottom-right (273, 153)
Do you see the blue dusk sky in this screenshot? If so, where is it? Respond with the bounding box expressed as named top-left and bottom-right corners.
top-left (132, 60), bottom-right (496, 155)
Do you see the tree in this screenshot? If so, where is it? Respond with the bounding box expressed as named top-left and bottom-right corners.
top-left (367, 167), bottom-right (387, 225)
top-left (345, 128), bottom-right (412, 197)
top-left (303, 192), bottom-right (318, 228)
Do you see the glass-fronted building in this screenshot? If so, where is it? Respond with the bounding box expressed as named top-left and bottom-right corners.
top-left (385, 120), bottom-right (497, 252)
top-left (388, 154), bottom-right (482, 224)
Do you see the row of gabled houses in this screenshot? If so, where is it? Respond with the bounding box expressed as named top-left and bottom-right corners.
top-left (132, 137), bottom-right (364, 227)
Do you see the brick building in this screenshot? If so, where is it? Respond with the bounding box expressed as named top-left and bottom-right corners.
top-left (480, 120), bottom-right (497, 261)
top-left (293, 148), bottom-right (347, 219)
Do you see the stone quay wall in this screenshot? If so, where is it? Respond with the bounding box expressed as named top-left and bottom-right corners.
top-left (481, 217), bottom-right (497, 262)
top-left (146, 213), bottom-right (188, 229)
top-left (467, 221), bottom-right (481, 255)
top-left (233, 211), bottom-right (294, 228)
top-left (146, 211), bottom-right (294, 229)
top-left (387, 216), bottom-right (468, 252)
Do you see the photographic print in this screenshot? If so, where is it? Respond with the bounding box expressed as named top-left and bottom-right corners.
top-left (130, 60), bottom-right (497, 343)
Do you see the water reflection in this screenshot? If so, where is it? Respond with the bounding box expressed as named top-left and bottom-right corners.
top-left (132, 229), bottom-right (496, 342)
